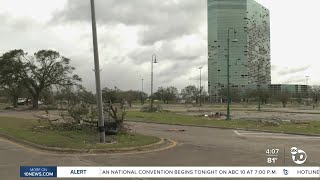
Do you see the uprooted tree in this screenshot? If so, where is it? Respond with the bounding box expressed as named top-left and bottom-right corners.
top-left (102, 87), bottom-right (129, 132)
top-left (103, 101), bottom-right (127, 133)
top-left (0, 49), bottom-right (82, 109)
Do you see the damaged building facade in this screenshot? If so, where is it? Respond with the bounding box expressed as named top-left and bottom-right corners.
top-left (207, 0), bottom-right (306, 102)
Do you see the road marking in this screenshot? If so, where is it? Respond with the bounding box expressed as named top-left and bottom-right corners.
top-left (239, 132), bottom-right (276, 135)
top-left (233, 130), bottom-right (242, 136)
top-left (233, 130), bottom-right (320, 140)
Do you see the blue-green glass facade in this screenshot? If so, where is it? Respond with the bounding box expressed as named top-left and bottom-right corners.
top-left (244, 84), bottom-right (308, 96)
top-left (208, 0), bottom-right (271, 102)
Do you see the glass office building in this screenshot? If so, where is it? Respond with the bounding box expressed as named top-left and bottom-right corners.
top-left (208, 0), bottom-right (271, 102)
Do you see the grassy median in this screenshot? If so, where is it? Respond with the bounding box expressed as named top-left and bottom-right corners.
top-left (0, 117), bottom-right (159, 149)
top-left (126, 111), bottom-right (320, 135)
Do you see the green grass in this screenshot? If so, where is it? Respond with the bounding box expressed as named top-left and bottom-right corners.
top-left (0, 117), bottom-right (159, 149)
top-left (126, 111), bottom-right (320, 135)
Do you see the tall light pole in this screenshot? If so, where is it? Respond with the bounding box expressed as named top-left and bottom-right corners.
top-left (141, 78), bottom-right (144, 93)
top-left (151, 54), bottom-right (157, 109)
top-left (204, 82), bottom-right (206, 104)
top-left (141, 78), bottom-right (144, 105)
top-left (305, 76), bottom-right (309, 88)
top-left (199, 67), bottom-right (202, 107)
top-left (305, 76), bottom-right (310, 101)
top-left (90, 0), bottom-right (105, 143)
top-left (226, 28), bottom-right (238, 120)
top-left (257, 61), bottom-right (261, 111)
top-left (208, 84), bottom-right (211, 103)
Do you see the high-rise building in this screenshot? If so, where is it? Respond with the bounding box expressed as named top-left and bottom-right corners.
top-left (207, 0), bottom-right (271, 102)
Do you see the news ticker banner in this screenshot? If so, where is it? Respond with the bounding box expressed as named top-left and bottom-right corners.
top-left (20, 166), bottom-right (320, 178)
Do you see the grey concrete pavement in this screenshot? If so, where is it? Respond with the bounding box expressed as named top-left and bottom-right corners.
top-left (126, 122), bottom-right (320, 166)
top-left (1, 122), bottom-right (320, 180)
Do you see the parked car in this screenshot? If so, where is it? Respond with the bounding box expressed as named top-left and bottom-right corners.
top-left (17, 98), bottom-right (27, 105)
top-left (17, 98), bottom-right (43, 106)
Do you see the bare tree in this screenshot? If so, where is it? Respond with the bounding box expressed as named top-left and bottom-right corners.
top-left (311, 85), bottom-right (320, 104)
top-left (276, 91), bottom-right (291, 108)
top-left (219, 88), bottom-right (241, 102)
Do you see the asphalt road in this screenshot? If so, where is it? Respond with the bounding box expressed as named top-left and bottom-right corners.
top-left (1, 122), bottom-right (320, 180)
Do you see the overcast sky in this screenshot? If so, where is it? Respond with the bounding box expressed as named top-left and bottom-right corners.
top-left (0, 0), bottom-right (319, 93)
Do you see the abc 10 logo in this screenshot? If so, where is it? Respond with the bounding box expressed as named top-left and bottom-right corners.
top-left (290, 147), bottom-right (307, 165)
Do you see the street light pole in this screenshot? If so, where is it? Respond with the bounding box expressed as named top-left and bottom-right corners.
top-left (151, 54), bottom-right (157, 110)
top-left (208, 84), bottom-right (211, 103)
top-left (305, 76), bottom-right (309, 102)
top-left (199, 67), bottom-right (202, 107)
top-left (226, 28), bottom-right (238, 120)
top-left (204, 83), bottom-right (206, 104)
top-left (142, 78), bottom-right (144, 93)
top-left (140, 78), bottom-right (144, 105)
top-left (90, 0), bottom-right (105, 143)
top-left (257, 61), bottom-right (261, 111)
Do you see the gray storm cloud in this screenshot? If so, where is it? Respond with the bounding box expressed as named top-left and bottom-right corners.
top-left (48, 0), bottom-right (209, 92)
top-left (277, 65), bottom-right (310, 76)
top-left (52, 0), bottom-right (206, 45)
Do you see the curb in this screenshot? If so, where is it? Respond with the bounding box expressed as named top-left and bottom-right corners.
top-left (260, 110), bottom-right (320, 115)
top-left (176, 109), bottom-right (320, 115)
top-left (0, 132), bottom-right (168, 154)
top-left (127, 119), bottom-right (320, 137)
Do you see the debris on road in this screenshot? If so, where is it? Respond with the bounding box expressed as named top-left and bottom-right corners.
top-left (196, 112), bottom-right (226, 119)
top-left (168, 129), bottom-right (185, 132)
top-left (257, 119), bottom-right (280, 127)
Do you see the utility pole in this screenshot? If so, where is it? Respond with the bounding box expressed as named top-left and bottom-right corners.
top-left (90, 0), bottom-right (105, 143)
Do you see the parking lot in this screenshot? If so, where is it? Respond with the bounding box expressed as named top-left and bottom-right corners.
top-left (1, 121), bottom-right (320, 179)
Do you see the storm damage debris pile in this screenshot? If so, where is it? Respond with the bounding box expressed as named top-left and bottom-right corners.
top-left (196, 112), bottom-right (226, 119)
top-left (257, 119), bottom-right (280, 127)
